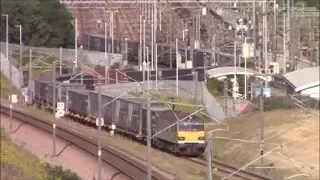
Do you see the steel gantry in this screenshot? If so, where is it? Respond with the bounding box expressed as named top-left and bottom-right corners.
top-left (60, 0), bottom-right (274, 9)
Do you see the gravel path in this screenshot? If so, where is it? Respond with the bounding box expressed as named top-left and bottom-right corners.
top-left (0, 114), bottom-right (130, 180)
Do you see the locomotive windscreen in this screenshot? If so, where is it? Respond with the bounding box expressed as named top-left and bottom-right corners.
top-left (178, 122), bottom-right (204, 131)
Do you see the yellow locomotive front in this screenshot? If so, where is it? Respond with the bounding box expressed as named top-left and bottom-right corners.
top-left (176, 117), bottom-right (206, 156)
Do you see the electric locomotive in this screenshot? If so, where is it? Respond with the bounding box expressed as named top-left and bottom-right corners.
top-left (33, 78), bottom-right (206, 156)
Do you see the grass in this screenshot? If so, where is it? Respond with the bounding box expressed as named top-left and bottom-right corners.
top-left (0, 128), bottom-right (80, 180)
top-left (1, 128), bottom-right (49, 180)
top-left (128, 90), bottom-right (212, 122)
top-left (205, 109), bottom-right (320, 179)
top-left (0, 73), bottom-right (22, 101)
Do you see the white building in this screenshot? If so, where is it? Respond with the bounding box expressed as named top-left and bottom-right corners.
top-left (282, 67), bottom-right (320, 99)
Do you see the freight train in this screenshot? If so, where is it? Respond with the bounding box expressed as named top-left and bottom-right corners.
top-left (32, 77), bottom-right (206, 156)
top-left (82, 33), bottom-right (234, 68)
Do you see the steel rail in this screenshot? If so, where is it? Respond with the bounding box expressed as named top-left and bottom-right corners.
top-left (188, 158), bottom-right (272, 180)
top-left (0, 104), bottom-right (170, 180)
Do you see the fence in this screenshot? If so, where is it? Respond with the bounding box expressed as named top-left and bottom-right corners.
top-left (0, 42), bottom-right (123, 67)
top-left (97, 78), bottom-right (226, 121)
top-left (0, 53), bottom-right (22, 89)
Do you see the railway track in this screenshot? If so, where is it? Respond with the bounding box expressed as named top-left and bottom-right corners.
top-left (0, 102), bottom-right (273, 180)
top-left (0, 103), bottom-right (170, 180)
top-left (187, 158), bottom-right (272, 180)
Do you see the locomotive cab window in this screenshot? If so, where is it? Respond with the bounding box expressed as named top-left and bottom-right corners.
top-left (178, 122), bottom-right (204, 131)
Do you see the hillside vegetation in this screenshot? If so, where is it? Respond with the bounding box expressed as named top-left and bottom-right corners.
top-left (0, 128), bottom-right (80, 180)
top-left (206, 109), bottom-right (319, 179)
top-left (0, 73), bottom-right (21, 101)
top-left (0, 0), bottom-right (74, 48)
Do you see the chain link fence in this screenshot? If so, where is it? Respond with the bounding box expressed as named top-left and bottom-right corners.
top-left (98, 75), bottom-right (226, 121)
top-left (0, 53), bottom-right (22, 90)
top-left (0, 42), bottom-right (123, 67)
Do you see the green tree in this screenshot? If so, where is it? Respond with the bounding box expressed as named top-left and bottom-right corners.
top-left (0, 0), bottom-right (75, 48)
top-left (294, 0), bottom-right (320, 9)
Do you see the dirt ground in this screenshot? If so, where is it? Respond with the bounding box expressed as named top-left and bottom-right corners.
top-left (206, 109), bottom-right (319, 180)
top-left (1, 114), bottom-right (130, 180)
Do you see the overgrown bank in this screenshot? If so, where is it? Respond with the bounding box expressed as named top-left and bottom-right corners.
top-left (0, 128), bottom-right (80, 180)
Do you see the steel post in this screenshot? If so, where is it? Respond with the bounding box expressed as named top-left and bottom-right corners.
top-left (259, 82), bottom-right (264, 167)
top-left (206, 134), bottom-right (213, 180)
top-left (147, 97), bottom-right (152, 180)
top-left (59, 47), bottom-right (62, 74)
top-left (97, 77), bottom-right (102, 180)
top-left (52, 61), bottom-right (57, 156)
top-left (175, 38), bottom-right (178, 96)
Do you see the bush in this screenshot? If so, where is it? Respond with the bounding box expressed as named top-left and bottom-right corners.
top-left (110, 62), bottom-right (121, 69)
top-left (45, 165), bottom-right (80, 180)
top-left (206, 76), bottom-right (256, 97)
top-left (206, 78), bottom-right (228, 96)
top-left (261, 96), bottom-right (319, 111)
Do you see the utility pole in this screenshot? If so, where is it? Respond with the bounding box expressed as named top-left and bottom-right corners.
top-left (316, 42), bottom-right (319, 66)
top-left (155, 43), bottom-right (158, 92)
top-left (147, 97), bottom-right (152, 180)
top-left (151, 6), bottom-right (154, 70)
top-left (52, 61), bottom-right (57, 157)
top-left (253, 0), bottom-right (257, 62)
top-left (59, 47), bottom-right (62, 74)
top-left (263, 1), bottom-right (268, 87)
top-left (74, 18), bottom-right (78, 72)
top-left (259, 82), bottom-right (264, 167)
top-left (206, 134), bottom-right (213, 180)
top-left (159, 3), bottom-right (162, 31)
top-left (147, 47), bottom-right (150, 90)
top-left (124, 38), bottom-right (128, 66)
top-left (110, 11), bottom-right (118, 54)
top-left (287, 0), bottom-right (291, 67)
top-left (175, 38), bottom-right (179, 97)
top-left (108, 45), bottom-right (111, 70)
top-left (140, 15), bottom-right (143, 70)
top-left (212, 34), bottom-right (216, 65)
top-left (80, 46), bottom-right (84, 84)
top-left (169, 18), bottom-right (172, 69)
top-left (193, 71), bottom-right (198, 111)
top-left (15, 24), bottom-right (23, 87)
top-left (143, 18), bottom-right (147, 70)
top-left (105, 22), bottom-right (108, 68)
top-left (153, 1), bottom-right (157, 71)
top-left (190, 19), bottom-right (195, 68)
top-left (97, 76), bottom-right (102, 180)
top-left (19, 24), bottom-right (22, 73)
top-left (29, 49), bottom-right (32, 88)
top-left (244, 37), bottom-right (248, 99)
top-left (273, 0), bottom-right (277, 63)
top-left (223, 80), bottom-right (228, 118)
top-left (233, 41), bottom-right (237, 84)
top-left (142, 60), bottom-right (146, 97)
top-left (283, 0), bottom-right (287, 73)
top-left (204, 53), bottom-right (207, 83)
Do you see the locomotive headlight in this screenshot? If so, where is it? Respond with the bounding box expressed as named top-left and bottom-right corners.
top-left (178, 137), bottom-right (185, 140)
top-left (198, 136), bottom-right (205, 140)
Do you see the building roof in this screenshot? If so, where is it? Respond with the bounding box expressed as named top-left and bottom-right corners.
top-left (206, 67), bottom-right (266, 81)
top-left (282, 66), bottom-right (320, 92)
